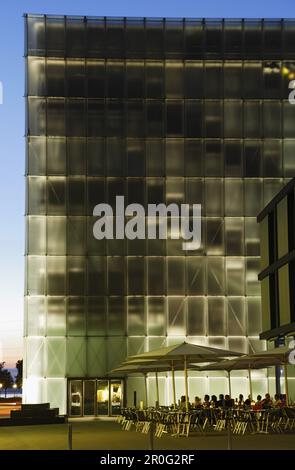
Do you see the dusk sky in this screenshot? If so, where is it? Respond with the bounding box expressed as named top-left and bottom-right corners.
top-left (0, 0), bottom-right (294, 367)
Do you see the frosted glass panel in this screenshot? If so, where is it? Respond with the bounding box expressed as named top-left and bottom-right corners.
top-left (208, 298), bottom-right (225, 336)
top-left (206, 218), bottom-right (224, 255)
top-left (87, 297), bottom-right (106, 335)
top-left (207, 257), bottom-right (224, 295)
top-left (147, 297), bottom-right (166, 335)
top-left (27, 256), bottom-right (46, 295)
top-left (167, 297), bottom-right (186, 335)
top-left (127, 297), bottom-right (145, 335)
top-left (187, 257), bottom-right (205, 295)
top-left (47, 297), bottom-right (66, 336)
top-left (47, 256), bottom-right (66, 295)
top-left (47, 217), bottom-right (66, 255)
top-left (27, 217), bottom-right (46, 255)
top-left (187, 297), bottom-right (206, 336)
top-left (67, 297), bottom-right (86, 335)
top-left (26, 297), bottom-right (46, 336)
top-left (227, 298), bottom-right (245, 336)
top-left (225, 218), bottom-right (244, 255)
top-left (46, 338), bottom-right (66, 376)
top-left (67, 338), bottom-right (86, 377)
top-left (226, 257), bottom-right (245, 295)
top-left (247, 297), bottom-right (262, 336)
top-left (26, 337), bottom-right (44, 377)
top-left (167, 257), bottom-right (185, 294)
top-left (108, 296), bottom-right (126, 334)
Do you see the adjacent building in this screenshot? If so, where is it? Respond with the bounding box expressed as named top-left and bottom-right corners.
top-left (24, 15), bottom-right (295, 415)
top-left (258, 177), bottom-right (295, 393)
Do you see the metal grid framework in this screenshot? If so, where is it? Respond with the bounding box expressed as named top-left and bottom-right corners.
top-left (24, 15), bottom-right (295, 413)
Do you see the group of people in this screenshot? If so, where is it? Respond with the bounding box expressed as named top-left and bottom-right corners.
top-left (179, 393), bottom-right (287, 410)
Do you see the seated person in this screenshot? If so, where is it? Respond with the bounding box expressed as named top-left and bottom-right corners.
top-left (193, 396), bottom-right (202, 409)
top-left (253, 395), bottom-right (263, 410)
top-left (224, 394), bottom-right (234, 408)
top-left (273, 393), bottom-right (283, 408)
top-left (262, 393), bottom-right (273, 409)
top-left (244, 395), bottom-right (252, 408)
top-left (216, 394), bottom-right (225, 408)
top-left (238, 394), bottom-right (244, 407)
top-left (211, 395), bottom-right (217, 407)
top-left (203, 394), bottom-right (211, 408)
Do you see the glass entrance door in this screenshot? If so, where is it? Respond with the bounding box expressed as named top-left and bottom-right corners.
top-left (70, 380), bottom-right (82, 416)
top-left (69, 379), bottom-right (123, 416)
top-left (84, 380), bottom-right (95, 415)
top-left (110, 380), bottom-right (123, 415)
top-left (96, 380), bottom-right (109, 415)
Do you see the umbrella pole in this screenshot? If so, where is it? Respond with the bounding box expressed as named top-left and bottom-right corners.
top-left (155, 371), bottom-right (159, 407)
top-left (184, 355), bottom-right (189, 412)
top-left (144, 373), bottom-right (148, 408)
top-left (248, 368), bottom-right (253, 400)
top-left (171, 362), bottom-right (176, 409)
top-left (227, 371), bottom-right (232, 397)
top-left (284, 364), bottom-right (289, 406)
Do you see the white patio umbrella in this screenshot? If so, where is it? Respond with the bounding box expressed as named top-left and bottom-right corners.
top-left (125, 342), bottom-right (242, 412)
top-left (199, 353), bottom-right (287, 400)
top-left (249, 347), bottom-right (292, 404)
top-left (109, 361), bottom-right (197, 407)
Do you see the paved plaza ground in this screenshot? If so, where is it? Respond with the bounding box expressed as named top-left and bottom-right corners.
top-left (0, 418), bottom-right (294, 450)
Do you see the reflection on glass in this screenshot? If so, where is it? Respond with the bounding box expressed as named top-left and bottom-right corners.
top-left (70, 380), bottom-right (82, 416)
top-left (111, 381), bottom-right (122, 415)
top-left (97, 380), bottom-right (109, 415)
top-left (84, 380), bottom-right (95, 415)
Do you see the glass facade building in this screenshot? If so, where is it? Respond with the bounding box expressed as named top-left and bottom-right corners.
top-left (24, 15), bottom-right (295, 415)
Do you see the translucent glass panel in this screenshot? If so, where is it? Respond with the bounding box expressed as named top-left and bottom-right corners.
top-left (27, 217), bottom-right (46, 254)
top-left (27, 257), bottom-right (45, 295)
top-left (47, 257), bottom-right (66, 295)
top-left (67, 297), bottom-right (86, 335)
top-left (27, 15), bottom-right (45, 54)
top-left (147, 257), bottom-right (164, 295)
top-left (247, 297), bottom-right (262, 336)
top-left (207, 257), bottom-right (224, 295)
top-left (127, 297), bottom-right (145, 335)
top-left (25, 297), bottom-right (45, 336)
top-left (47, 297), bottom-right (66, 335)
top-left (67, 338), bottom-right (86, 377)
top-left (108, 297), bottom-right (126, 334)
top-left (167, 297), bottom-right (186, 336)
top-left (87, 297), bottom-right (106, 335)
top-left (167, 257), bottom-right (185, 294)
top-left (187, 297), bottom-right (206, 336)
top-left (225, 258), bottom-right (245, 295)
top-left (127, 257), bottom-right (144, 294)
top-left (227, 298), bottom-right (245, 336)
top-left (225, 218), bottom-right (244, 255)
top-left (147, 297), bottom-right (166, 335)
top-left (46, 338), bottom-right (66, 376)
top-left (208, 298), bottom-right (225, 336)
top-left (27, 57), bottom-right (46, 96)
top-left (187, 257), bottom-right (205, 294)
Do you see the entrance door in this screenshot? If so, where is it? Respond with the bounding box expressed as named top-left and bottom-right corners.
top-left (96, 380), bottom-right (109, 415)
top-left (110, 380), bottom-right (123, 415)
top-left (69, 379), bottom-right (123, 416)
top-left (70, 380), bottom-right (82, 416)
top-left (83, 380), bottom-right (95, 416)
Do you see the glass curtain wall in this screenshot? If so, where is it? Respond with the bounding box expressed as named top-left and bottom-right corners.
top-left (24, 16), bottom-right (295, 412)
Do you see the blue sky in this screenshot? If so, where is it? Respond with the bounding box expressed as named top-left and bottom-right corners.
top-left (0, 0), bottom-right (294, 367)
